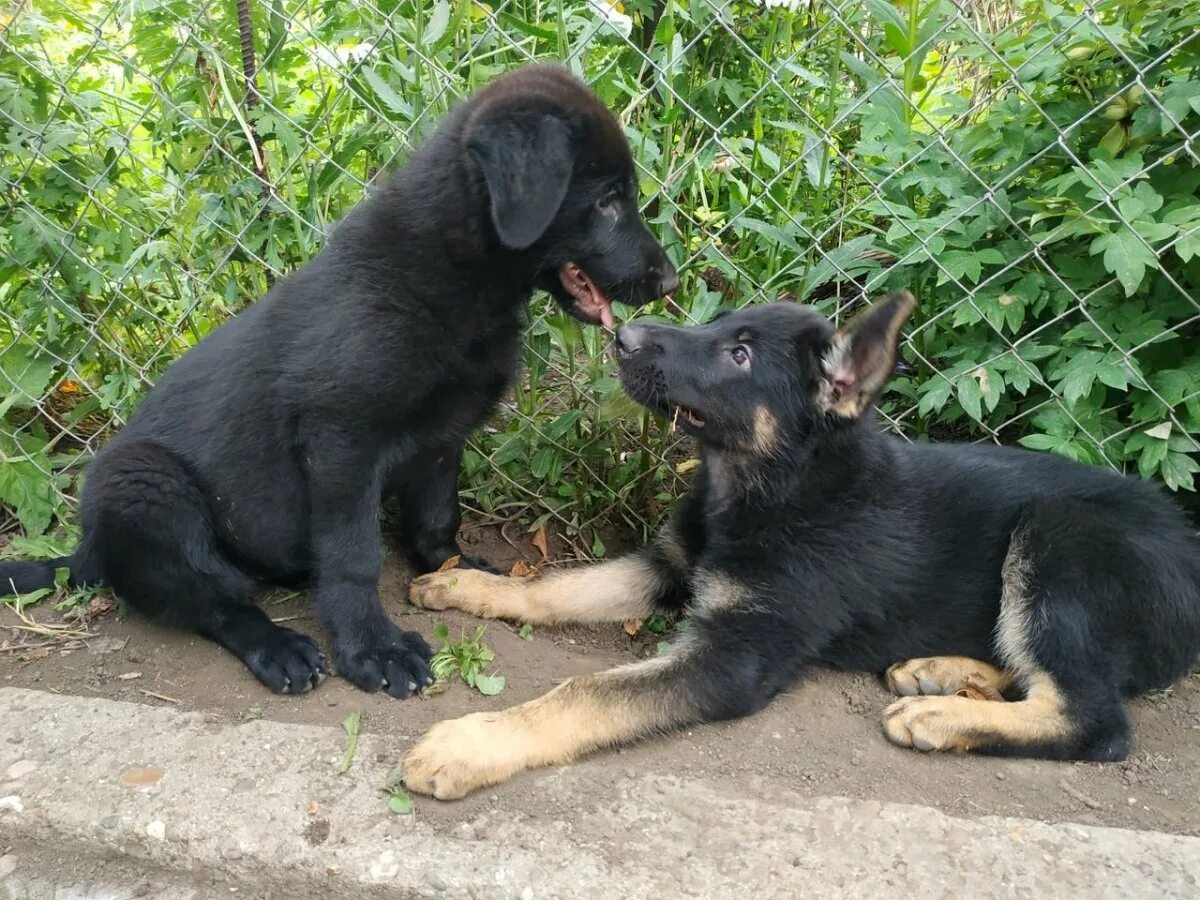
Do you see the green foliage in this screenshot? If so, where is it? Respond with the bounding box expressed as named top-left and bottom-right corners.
top-left (430, 622), bottom-right (506, 695)
top-left (1, 0), bottom-right (1197, 547)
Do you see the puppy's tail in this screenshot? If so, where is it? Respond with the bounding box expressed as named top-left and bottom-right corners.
top-left (0, 553), bottom-right (100, 596)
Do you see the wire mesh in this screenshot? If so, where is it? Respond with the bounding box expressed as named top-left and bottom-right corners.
top-left (1, 0), bottom-right (1198, 553)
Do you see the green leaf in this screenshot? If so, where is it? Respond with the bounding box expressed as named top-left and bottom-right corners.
top-left (1091, 230), bottom-right (1157, 296)
top-left (1018, 434), bottom-right (1059, 451)
top-left (955, 374), bottom-right (983, 422)
top-left (1174, 230), bottom-right (1200, 263)
top-left (432, 622), bottom-right (450, 643)
top-left (388, 791), bottom-right (414, 816)
top-left (473, 673), bottom-right (506, 696)
top-left (361, 67), bottom-right (413, 117)
top-left (424, 0), bottom-right (451, 43)
top-left (917, 378), bottom-right (954, 416)
top-left (1160, 451), bottom-right (1199, 492)
top-left (0, 347), bottom-right (55, 417)
top-left (518, 624), bottom-right (534, 641)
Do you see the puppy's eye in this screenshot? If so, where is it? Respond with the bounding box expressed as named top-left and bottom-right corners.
top-left (730, 345), bottom-right (751, 368)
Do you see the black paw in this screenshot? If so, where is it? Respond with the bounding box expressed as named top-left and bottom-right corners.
top-left (455, 554), bottom-right (501, 574)
top-left (334, 621), bottom-right (433, 699)
top-left (243, 627), bottom-right (327, 695)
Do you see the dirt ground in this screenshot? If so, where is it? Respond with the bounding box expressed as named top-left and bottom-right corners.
top-left (2, 523), bottom-right (1199, 838)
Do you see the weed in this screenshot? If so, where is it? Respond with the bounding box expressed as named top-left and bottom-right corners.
top-left (429, 623), bottom-right (506, 696)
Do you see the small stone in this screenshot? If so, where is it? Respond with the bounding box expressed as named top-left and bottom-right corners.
top-left (0, 795), bottom-right (23, 814)
top-left (145, 820), bottom-right (166, 841)
top-left (326, 865), bottom-right (342, 876)
top-left (1127, 797), bottom-right (1137, 805)
top-left (995, 772), bottom-right (1006, 781)
top-left (224, 847), bottom-right (243, 860)
top-left (426, 873), bottom-right (450, 891)
top-left (101, 814), bottom-right (119, 829)
top-left (370, 850), bottom-right (400, 881)
top-left (521, 886), bottom-right (535, 900)
top-left (120, 766), bottom-right (165, 789)
top-left (5, 760), bottom-right (36, 780)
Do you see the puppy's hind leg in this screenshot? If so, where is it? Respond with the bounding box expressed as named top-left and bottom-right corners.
top-left (885, 508), bottom-right (1136, 761)
top-left (86, 441), bottom-right (326, 694)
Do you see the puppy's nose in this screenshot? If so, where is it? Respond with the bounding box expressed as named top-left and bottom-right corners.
top-left (657, 267), bottom-right (676, 296)
top-left (616, 323), bottom-right (649, 356)
top-left (657, 263), bottom-right (679, 297)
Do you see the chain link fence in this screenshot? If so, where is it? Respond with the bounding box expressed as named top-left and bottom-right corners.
top-left (2, 0), bottom-right (1199, 556)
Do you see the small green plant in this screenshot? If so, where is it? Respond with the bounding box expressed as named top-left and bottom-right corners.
top-left (518, 623), bottom-right (534, 641)
top-left (337, 712), bottom-right (361, 775)
top-left (429, 623), bottom-right (506, 696)
top-left (382, 767), bottom-right (414, 816)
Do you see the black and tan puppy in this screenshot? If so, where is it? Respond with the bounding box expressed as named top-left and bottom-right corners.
top-left (0, 64), bottom-right (676, 698)
top-left (403, 293), bottom-right (1200, 799)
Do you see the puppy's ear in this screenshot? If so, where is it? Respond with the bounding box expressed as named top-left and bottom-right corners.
top-left (467, 112), bottom-right (577, 250)
top-left (817, 291), bottom-right (915, 418)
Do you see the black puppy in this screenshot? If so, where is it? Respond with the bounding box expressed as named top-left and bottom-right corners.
top-left (402, 293), bottom-right (1200, 799)
top-left (0, 64), bottom-right (676, 698)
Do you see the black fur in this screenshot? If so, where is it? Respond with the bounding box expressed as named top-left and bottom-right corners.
top-left (0, 64), bottom-right (676, 697)
top-left (612, 295), bottom-right (1200, 761)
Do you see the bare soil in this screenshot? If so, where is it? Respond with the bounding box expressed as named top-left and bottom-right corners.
top-left (3, 523), bottom-right (1198, 837)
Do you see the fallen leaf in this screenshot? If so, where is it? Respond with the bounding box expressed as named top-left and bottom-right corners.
top-left (531, 524), bottom-right (549, 563)
top-left (307, 801), bottom-right (319, 815)
top-left (117, 671), bottom-right (142, 681)
top-left (623, 618), bottom-right (643, 637)
top-left (338, 712), bottom-right (361, 774)
top-left (437, 555), bottom-right (461, 573)
top-left (957, 676), bottom-right (1005, 702)
top-left (18, 647), bottom-right (50, 662)
top-left (509, 560), bottom-right (536, 577)
top-left (88, 595), bottom-right (114, 617)
top-left (120, 766), bottom-right (165, 789)
top-left (675, 458), bottom-right (701, 476)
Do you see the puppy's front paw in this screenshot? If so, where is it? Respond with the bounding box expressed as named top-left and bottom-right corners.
top-left (408, 568), bottom-right (509, 616)
top-left (334, 623), bottom-right (433, 699)
top-left (403, 713), bottom-right (523, 800)
top-left (243, 627), bottom-right (327, 695)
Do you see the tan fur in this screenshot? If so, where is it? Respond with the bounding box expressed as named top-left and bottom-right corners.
top-left (404, 640), bottom-right (697, 799)
top-left (885, 656), bottom-right (1013, 698)
top-left (750, 406), bottom-right (779, 456)
top-left (882, 672), bottom-right (1070, 752)
top-left (690, 570), bottom-right (750, 616)
top-left (408, 555), bottom-right (665, 625)
top-left (819, 291), bottom-right (916, 418)
top-left (995, 527), bottom-right (1041, 681)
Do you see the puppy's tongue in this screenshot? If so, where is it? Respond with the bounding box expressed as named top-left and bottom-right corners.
top-left (559, 263), bottom-right (615, 330)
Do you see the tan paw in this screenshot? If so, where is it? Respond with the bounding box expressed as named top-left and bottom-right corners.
top-left (403, 712), bottom-right (525, 800)
top-left (885, 656), bottom-right (1008, 698)
top-left (407, 569), bottom-right (505, 614)
top-left (882, 696), bottom-right (975, 752)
